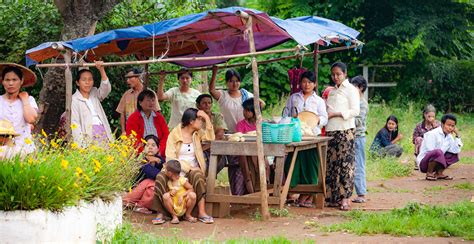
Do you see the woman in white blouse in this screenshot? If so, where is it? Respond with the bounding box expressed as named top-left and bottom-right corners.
top-left (416, 114), bottom-right (462, 181)
top-left (71, 61), bottom-right (113, 147)
top-left (283, 71), bottom-right (328, 207)
top-left (325, 62), bottom-right (360, 211)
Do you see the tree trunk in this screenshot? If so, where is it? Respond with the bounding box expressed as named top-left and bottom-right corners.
top-left (36, 0), bottom-right (121, 134)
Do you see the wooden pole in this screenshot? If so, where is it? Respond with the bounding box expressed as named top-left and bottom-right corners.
top-left (313, 43), bottom-right (320, 95)
top-left (143, 64), bottom-right (150, 89)
top-left (240, 12), bottom-right (270, 221)
top-left (63, 50), bottom-right (73, 140)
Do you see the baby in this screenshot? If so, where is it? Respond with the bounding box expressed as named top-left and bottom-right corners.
top-left (163, 160), bottom-right (197, 224)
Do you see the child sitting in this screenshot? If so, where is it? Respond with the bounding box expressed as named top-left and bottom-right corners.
top-left (235, 98), bottom-right (257, 133)
top-left (235, 98), bottom-right (270, 194)
top-left (370, 115), bottom-right (403, 157)
top-left (123, 135), bottom-right (164, 214)
top-left (163, 160), bottom-right (197, 224)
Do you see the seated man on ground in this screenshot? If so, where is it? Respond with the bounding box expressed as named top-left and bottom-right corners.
top-left (417, 114), bottom-right (462, 181)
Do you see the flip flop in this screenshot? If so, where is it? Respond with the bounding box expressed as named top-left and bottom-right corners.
top-left (437, 175), bottom-right (454, 180)
top-left (151, 217), bottom-right (165, 225)
top-left (198, 215), bottom-right (214, 224)
top-left (183, 216), bottom-right (197, 223)
top-left (425, 175), bottom-right (437, 181)
top-left (351, 197), bottom-right (366, 203)
top-left (298, 200), bottom-right (314, 208)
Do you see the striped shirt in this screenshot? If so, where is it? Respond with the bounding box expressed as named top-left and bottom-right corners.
top-left (140, 111), bottom-right (158, 138)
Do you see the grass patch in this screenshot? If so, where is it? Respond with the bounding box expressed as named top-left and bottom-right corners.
top-left (452, 182), bottom-right (474, 191)
top-left (318, 201), bottom-right (474, 240)
top-left (110, 223), bottom-right (303, 243)
top-left (253, 208), bottom-right (290, 221)
top-left (424, 186), bottom-right (447, 192)
top-left (459, 157), bottom-right (474, 165)
top-left (366, 155), bottom-right (412, 181)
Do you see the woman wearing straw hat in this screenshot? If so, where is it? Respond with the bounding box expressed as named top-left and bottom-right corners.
top-left (0, 63), bottom-right (38, 156)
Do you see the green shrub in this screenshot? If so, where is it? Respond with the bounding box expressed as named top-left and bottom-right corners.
top-left (0, 134), bottom-right (139, 211)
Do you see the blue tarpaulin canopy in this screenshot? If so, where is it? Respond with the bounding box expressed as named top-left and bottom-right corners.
top-left (26, 7), bottom-right (361, 67)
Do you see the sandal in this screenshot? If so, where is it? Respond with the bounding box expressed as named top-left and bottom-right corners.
top-left (198, 215), bottom-right (214, 224)
top-left (133, 207), bottom-right (153, 214)
top-left (298, 200), bottom-right (314, 208)
top-left (151, 217), bottom-right (165, 225)
top-left (351, 197), bottom-right (366, 203)
top-left (425, 175), bottom-right (437, 181)
top-left (183, 216), bottom-right (197, 223)
top-left (437, 175), bottom-right (454, 180)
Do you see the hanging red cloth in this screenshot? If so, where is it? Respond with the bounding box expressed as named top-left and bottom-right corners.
top-left (287, 67), bottom-right (307, 94)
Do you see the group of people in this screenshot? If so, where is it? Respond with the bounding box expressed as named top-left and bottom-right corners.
top-left (0, 60), bottom-right (463, 221)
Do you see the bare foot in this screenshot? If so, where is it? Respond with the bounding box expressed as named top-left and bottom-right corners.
top-left (170, 216), bottom-right (179, 224)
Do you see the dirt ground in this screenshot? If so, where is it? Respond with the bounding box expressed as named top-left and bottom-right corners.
top-left (126, 157), bottom-right (474, 243)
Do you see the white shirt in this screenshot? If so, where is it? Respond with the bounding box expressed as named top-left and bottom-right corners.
top-left (178, 143), bottom-right (198, 176)
top-left (0, 95), bottom-right (38, 155)
top-left (416, 126), bottom-right (463, 165)
top-left (325, 79), bottom-right (360, 131)
top-left (283, 91), bottom-right (328, 135)
top-left (218, 90), bottom-right (254, 133)
top-left (85, 98), bottom-right (103, 125)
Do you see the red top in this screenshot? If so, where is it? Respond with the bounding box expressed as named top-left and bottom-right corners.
top-left (126, 110), bottom-right (169, 156)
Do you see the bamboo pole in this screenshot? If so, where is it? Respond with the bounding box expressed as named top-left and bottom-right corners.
top-left (35, 47), bottom-right (299, 68)
top-left (313, 43), bottom-right (320, 94)
top-left (143, 64), bottom-right (150, 88)
top-left (239, 12), bottom-right (271, 221)
top-left (63, 50), bottom-right (73, 140)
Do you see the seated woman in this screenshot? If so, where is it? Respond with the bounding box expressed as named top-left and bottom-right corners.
top-left (126, 90), bottom-right (169, 156)
top-left (417, 114), bottom-right (462, 181)
top-left (282, 71), bottom-right (328, 207)
top-left (412, 104), bottom-right (440, 169)
top-left (123, 135), bottom-right (164, 214)
top-left (151, 108), bottom-right (215, 225)
top-left (370, 115), bottom-right (403, 157)
top-left (71, 61), bottom-right (113, 147)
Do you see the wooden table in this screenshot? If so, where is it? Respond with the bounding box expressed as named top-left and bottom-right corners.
top-left (205, 137), bottom-right (331, 214)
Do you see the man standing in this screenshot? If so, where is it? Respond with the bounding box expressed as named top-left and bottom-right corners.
top-left (116, 68), bottom-right (161, 134)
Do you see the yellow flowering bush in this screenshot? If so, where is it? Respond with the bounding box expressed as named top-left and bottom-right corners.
top-left (0, 135), bottom-right (141, 212)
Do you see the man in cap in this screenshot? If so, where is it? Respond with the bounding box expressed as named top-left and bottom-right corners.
top-left (116, 68), bottom-right (161, 135)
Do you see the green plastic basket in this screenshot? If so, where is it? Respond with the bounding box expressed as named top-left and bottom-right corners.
top-left (262, 122), bottom-right (294, 144)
